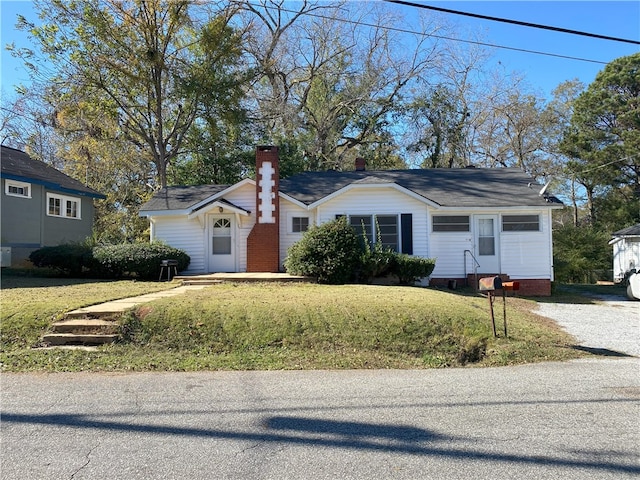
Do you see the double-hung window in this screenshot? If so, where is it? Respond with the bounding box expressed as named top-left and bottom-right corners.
top-left (47, 193), bottom-right (81, 219)
top-left (349, 214), bottom-right (399, 252)
top-left (291, 216), bottom-right (310, 233)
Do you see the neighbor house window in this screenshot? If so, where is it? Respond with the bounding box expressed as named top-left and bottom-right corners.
top-left (5, 180), bottom-right (31, 198)
top-left (47, 193), bottom-right (81, 219)
top-left (432, 215), bottom-right (470, 232)
top-left (349, 214), bottom-right (398, 252)
top-left (291, 216), bottom-right (310, 233)
top-left (502, 214), bottom-right (539, 231)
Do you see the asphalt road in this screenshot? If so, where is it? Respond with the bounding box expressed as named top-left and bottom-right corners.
top-left (2, 358), bottom-right (639, 480)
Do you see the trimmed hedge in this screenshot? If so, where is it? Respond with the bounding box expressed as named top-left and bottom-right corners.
top-left (28, 243), bottom-right (190, 280)
top-left (390, 254), bottom-right (436, 285)
top-left (29, 244), bottom-right (95, 275)
top-left (93, 243), bottom-right (190, 280)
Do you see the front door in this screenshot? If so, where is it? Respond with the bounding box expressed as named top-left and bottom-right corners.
top-left (475, 215), bottom-right (500, 273)
top-left (208, 215), bottom-right (236, 272)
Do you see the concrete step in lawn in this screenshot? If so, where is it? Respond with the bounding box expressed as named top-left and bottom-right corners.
top-left (42, 317), bottom-right (122, 347)
top-left (177, 277), bottom-right (224, 286)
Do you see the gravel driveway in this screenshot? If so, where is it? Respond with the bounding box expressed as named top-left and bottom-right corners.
top-left (536, 293), bottom-right (639, 357)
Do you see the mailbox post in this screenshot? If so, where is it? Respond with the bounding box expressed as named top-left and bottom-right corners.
top-left (478, 276), bottom-right (502, 337)
top-left (478, 277), bottom-right (519, 337)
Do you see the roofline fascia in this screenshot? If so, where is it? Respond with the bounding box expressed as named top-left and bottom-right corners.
top-left (1, 173), bottom-right (106, 199)
top-left (188, 178), bottom-right (255, 212)
top-left (139, 209), bottom-right (191, 218)
top-left (187, 201), bottom-right (250, 220)
top-left (307, 182), bottom-right (442, 209)
top-left (279, 192), bottom-right (309, 209)
top-left (429, 205), bottom-right (563, 211)
top-left (611, 234), bottom-right (640, 241)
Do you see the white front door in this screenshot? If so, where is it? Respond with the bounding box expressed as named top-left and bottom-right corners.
top-left (208, 215), bottom-right (236, 272)
top-left (475, 215), bottom-right (500, 274)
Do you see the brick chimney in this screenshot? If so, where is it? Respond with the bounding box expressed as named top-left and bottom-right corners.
top-left (247, 146), bottom-right (280, 272)
top-left (355, 157), bottom-right (366, 171)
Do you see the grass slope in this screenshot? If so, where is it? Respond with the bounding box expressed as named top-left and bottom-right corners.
top-left (1, 276), bottom-right (584, 372)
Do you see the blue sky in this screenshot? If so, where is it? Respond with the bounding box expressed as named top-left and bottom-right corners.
top-left (1, 0), bottom-right (639, 99)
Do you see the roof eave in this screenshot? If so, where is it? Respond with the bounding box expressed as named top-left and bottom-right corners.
top-left (187, 178), bottom-right (255, 212)
top-left (1, 172), bottom-right (106, 199)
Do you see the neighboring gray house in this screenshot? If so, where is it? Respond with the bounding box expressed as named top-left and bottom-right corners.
top-left (141, 146), bottom-right (564, 296)
top-left (610, 224), bottom-right (640, 283)
top-left (1, 145), bottom-right (105, 266)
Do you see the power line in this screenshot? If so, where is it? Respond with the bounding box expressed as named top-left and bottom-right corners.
top-left (258, 3), bottom-right (610, 65)
top-left (384, 0), bottom-right (640, 45)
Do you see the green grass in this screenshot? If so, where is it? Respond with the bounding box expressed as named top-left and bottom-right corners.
top-left (1, 276), bottom-right (586, 372)
top-left (1, 276), bottom-right (176, 351)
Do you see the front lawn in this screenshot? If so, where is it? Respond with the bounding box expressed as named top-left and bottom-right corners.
top-left (1, 276), bottom-right (585, 372)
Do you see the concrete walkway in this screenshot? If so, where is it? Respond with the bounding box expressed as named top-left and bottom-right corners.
top-left (67, 285), bottom-right (209, 316)
top-left (67, 273), bottom-right (310, 316)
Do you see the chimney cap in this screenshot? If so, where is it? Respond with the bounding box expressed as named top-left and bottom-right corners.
top-left (257, 145), bottom-right (277, 152)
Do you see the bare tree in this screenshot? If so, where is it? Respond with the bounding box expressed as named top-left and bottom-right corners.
top-left (235, 0), bottom-right (446, 171)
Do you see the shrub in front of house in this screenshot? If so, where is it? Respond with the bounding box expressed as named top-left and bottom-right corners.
top-left (93, 243), bottom-right (190, 280)
top-left (29, 244), bottom-right (96, 276)
top-left (356, 239), bottom-right (396, 283)
top-left (285, 217), bottom-right (436, 285)
top-left (389, 254), bottom-right (436, 285)
top-left (29, 242), bottom-right (190, 279)
top-left (284, 217), bottom-right (362, 284)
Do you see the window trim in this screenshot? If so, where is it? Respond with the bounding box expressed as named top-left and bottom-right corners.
top-left (5, 180), bottom-right (31, 198)
top-left (432, 215), bottom-right (470, 232)
top-left (502, 214), bottom-right (540, 232)
top-left (46, 192), bottom-right (81, 220)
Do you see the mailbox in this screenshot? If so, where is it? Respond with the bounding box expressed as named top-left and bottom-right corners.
top-left (478, 276), bottom-right (502, 291)
top-left (478, 276), bottom-right (516, 338)
top-left (502, 281), bottom-right (520, 291)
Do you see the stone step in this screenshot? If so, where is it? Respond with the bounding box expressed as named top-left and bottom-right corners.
top-left (51, 318), bottom-right (120, 335)
top-left (180, 279), bottom-right (225, 286)
top-left (42, 333), bottom-right (119, 346)
top-left (64, 311), bottom-right (124, 320)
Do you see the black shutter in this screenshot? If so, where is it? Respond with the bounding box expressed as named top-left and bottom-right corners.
top-left (401, 214), bottom-right (413, 254)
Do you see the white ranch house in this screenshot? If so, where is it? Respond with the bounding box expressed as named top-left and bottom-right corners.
top-left (140, 146), bottom-right (564, 295)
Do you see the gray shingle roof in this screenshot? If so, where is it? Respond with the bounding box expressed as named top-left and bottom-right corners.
top-left (612, 224), bottom-right (640, 237)
top-left (279, 167), bottom-right (560, 208)
top-left (140, 166), bottom-right (562, 213)
top-left (140, 184), bottom-right (231, 212)
top-left (1, 145), bottom-right (105, 198)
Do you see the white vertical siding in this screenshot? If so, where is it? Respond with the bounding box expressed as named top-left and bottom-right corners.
top-left (500, 210), bottom-right (552, 279)
top-left (152, 215), bottom-right (206, 273)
